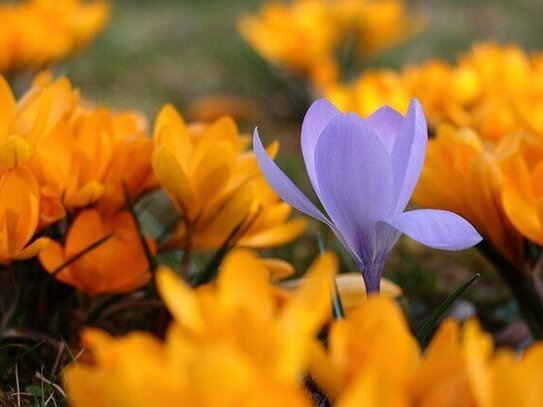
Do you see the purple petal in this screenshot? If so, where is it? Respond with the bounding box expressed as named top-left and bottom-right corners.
top-left (366, 105), bottom-right (405, 155)
top-left (390, 99), bottom-right (428, 212)
top-left (380, 209), bottom-right (482, 250)
top-left (315, 113), bottom-right (393, 260)
top-left (301, 99), bottom-right (341, 195)
top-left (253, 129), bottom-right (332, 226)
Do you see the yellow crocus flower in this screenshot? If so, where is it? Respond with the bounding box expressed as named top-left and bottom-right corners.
top-left (413, 124), bottom-right (523, 265)
top-left (63, 249), bottom-right (337, 406)
top-left (0, 0), bottom-right (109, 74)
top-left (239, 0), bottom-right (420, 86)
top-left (325, 69), bottom-right (411, 118)
top-left (312, 296), bottom-right (543, 406)
top-left (324, 42), bottom-right (542, 143)
top-left (152, 104), bottom-right (306, 251)
top-left (0, 72), bottom-right (75, 174)
top-left (501, 141), bottom-right (543, 247)
top-left (238, 0), bottom-right (336, 77)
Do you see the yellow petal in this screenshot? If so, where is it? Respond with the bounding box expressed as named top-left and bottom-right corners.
top-left (13, 237), bottom-right (50, 260)
top-left (277, 251), bottom-right (337, 380)
top-left (239, 218), bottom-right (307, 248)
top-left (190, 116), bottom-right (239, 172)
top-left (192, 141), bottom-right (234, 203)
top-left (502, 185), bottom-right (543, 246)
top-left (156, 266), bottom-right (205, 334)
top-left (152, 146), bottom-right (195, 216)
top-left (335, 273), bottom-right (402, 309)
top-left (154, 104), bottom-right (193, 172)
top-left (0, 136), bottom-right (34, 172)
top-left (261, 258), bottom-right (295, 280)
top-left (217, 249), bottom-right (274, 316)
top-left (65, 181), bottom-right (105, 208)
top-left (0, 75), bottom-right (16, 141)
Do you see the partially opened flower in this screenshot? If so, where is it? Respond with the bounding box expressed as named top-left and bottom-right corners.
top-left (152, 104), bottom-right (305, 251)
top-left (254, 99), bottom-right (481, 292)
top-left (39, 209), bottom-right (155, 296)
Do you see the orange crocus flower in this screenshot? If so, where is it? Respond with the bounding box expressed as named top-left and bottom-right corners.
top-left (63, 249), bottom-right (336, 406)
top-left (0, 0), bottom-right (110, 74)
top-left (413, 125), bottom-right (524, 264)
top-left (39, 209), bottom-right (155, 296)
top-left (0, 166), bottom-right (49, 264)
top-left (0, 72), bottom-right (75, 174)
top-left (501, 140), bottom-right (543, 247)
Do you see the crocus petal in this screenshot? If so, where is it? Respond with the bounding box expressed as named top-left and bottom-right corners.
top-left (366, 105), bottom-right (405, 154)
top-left (0, 136), bottom-right (34, 172)
top-left (380, 209), bottom-right (482, 250)
top-left (14, 237), bottom-right (50, 260)
top-left (314, 113), bottom-right (393, 261)
top-left (301, 99), bottom-right (340, 194)
top-left (0, 75), bottom-right (16, 140)
top-left (66, 181), bottom-right (104, 207)
top-left (390, 99), bottom-right (428, 212)
top-left (253, 128), bottom-right (332, 226)
top-left (156, 266), bottom-right (205, 334)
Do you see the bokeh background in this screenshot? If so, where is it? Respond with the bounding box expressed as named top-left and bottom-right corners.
top-left (35, 0), bottom-right (543, 337)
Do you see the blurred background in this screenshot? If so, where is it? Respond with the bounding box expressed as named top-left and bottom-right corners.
top-left (63, 0), bottom-right (543, 115)
top-left (39, 0), bottom-right (543, 338)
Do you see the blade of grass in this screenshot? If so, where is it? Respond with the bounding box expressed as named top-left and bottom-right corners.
top-left (50, 234), bottom-right (112, 278)
top-left (123, 183), bottom-right (158, 273)
top-left (192, 208), bottom-right (262, 287)
top-left (416, 273), bottom-right (480, 346)
top-left (192, 219), bottom-right (248, 287)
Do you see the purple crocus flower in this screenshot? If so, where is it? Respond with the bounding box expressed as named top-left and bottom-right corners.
top-left (253, 99), bottom-right (482, 293)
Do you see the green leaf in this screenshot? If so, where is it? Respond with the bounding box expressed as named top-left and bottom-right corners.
top-left (416, 273), bottom-right (480, 347)
top-left (318, 234), bottom-right (344, 320)
top-left (192, 215), bottom-right (251, 287)
top-left (49, 234), bottom-right (112, 278)
top-left (332, 282), bottom-right (345, 320)
top-left (123, 183), bottom-right (158, 273)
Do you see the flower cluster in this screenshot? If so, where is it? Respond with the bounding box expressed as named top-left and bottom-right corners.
top-left (0, 71), bottom-right (305, 298)
top-left (152, 104), bottom-right (307, 255)
top-left (5, 2), bottom-right (543, 404)
top-left (312, 296), bottom-right (543, 406)
top-left (0, 0), bottom-right (110, 74)
top-left (238, 0), bottom-right (420, 87)
top-left (0, 71), bottom-right (156, 295)
top-left (64, 250), bottom-right (543, 406)
top-left (323, 42), bottom-right (543, 267)
top-left (64, 249), bottom-right (336, 406)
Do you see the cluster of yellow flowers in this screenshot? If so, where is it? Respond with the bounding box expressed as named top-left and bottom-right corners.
top-left (152, 104), bottom-right (306, 252)
top-left (324, 42), bottom-right (543, 268)
top-left (238, 0), bottom-right (420, 87)
top-left (0, 0), bottom-right (110, 74)
top-left (0, 71), bottom-right (156, 294)
top-left (0, 72), bottom-right (304, 297)
top-left (64, 250), bottom-right (543, 406)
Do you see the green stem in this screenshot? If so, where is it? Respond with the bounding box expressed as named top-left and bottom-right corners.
top-left (123, 183), bottom-right (158, 273)
top-left (479, 241), bottom-right (543, 339)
